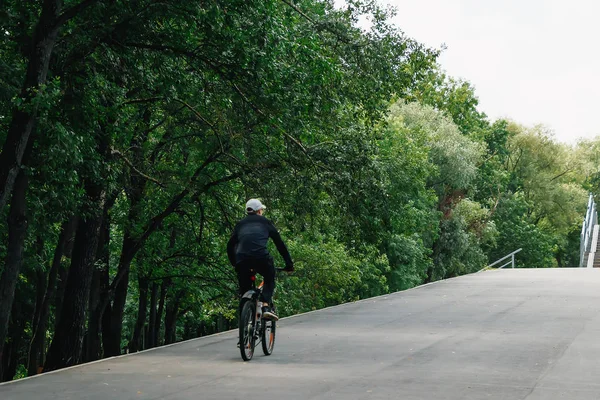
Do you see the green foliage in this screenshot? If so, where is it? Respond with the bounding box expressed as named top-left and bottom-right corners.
top-left (491, 193), bottom-right (555, 268)
top-left (386, 234), bottom-right (430, 290)
top-left (489, 124), bottom-right (588, 267)
top-left (0, 0), bottom-right (594, 380)
top-left (275, 237), bottom-right (362, 316)
top-left (390, 102), bottom-right (485, 194)
top-left (12, 364), bottom-right (27, 381)
top-left (409, 67), bottom-right (488, 135)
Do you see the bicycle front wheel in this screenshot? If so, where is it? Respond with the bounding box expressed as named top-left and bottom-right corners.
top-left (261, 319), bottom-right (276, 355)
top-left (239, 300), bottom-right (256, 361)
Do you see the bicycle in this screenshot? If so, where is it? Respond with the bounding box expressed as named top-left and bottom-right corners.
top-left (238, 268), bottom-right (285, 361)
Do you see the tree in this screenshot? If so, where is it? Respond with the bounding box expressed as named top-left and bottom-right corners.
top-left (0, 0), bottom-right (100, 212)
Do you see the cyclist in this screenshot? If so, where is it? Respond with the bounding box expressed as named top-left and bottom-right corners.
top-left (227, 198), bottom-right (294, 320)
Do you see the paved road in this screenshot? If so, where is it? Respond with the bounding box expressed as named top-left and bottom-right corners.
top-left (3, 268), bottom-right (600, 400)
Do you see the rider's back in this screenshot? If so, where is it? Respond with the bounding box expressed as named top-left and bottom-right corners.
top-left (231, 214), bottom-right (273, 261)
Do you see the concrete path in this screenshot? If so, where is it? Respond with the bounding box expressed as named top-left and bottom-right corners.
top-left (3, 268), bottom-right (600, 400)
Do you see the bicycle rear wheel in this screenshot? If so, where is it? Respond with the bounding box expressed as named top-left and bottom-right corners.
top-left (239, 300), bottom-right (256, 361)
top-left (261, 319), bottom-right (276, 355)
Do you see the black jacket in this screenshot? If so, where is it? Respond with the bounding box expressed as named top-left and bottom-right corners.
top-left (227, 214), bottom-right (293, 267)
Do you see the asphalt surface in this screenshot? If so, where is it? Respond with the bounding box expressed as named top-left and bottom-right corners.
top-left (3, 268), bottom-right (600, 400)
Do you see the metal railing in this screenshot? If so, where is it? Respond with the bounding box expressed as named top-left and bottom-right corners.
top-left (580, 194), bottom-right (597, 267)
top-left (479, 248), bottom-right (522, 272)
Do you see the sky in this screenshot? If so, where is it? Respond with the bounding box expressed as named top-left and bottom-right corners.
top-left (379, 0), bottom-right (600, 144)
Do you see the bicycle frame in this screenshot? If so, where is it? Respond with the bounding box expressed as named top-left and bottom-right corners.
top-left (240, 275), bottom-right (265, 320)
top-left (239, 268), bottom-right (284, 360)
top-left (239, 274), bottom-right (265, 356)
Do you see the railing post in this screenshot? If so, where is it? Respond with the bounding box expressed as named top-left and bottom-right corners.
top-left (479, 248), bottom-right (523, 272)
top-left (580, 194), bottom-right (597, 268)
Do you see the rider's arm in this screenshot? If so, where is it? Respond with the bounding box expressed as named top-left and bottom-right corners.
top-left (227, 227), bottom-right (238, 267)
top-left (267, 221), bottom-right (293, 269)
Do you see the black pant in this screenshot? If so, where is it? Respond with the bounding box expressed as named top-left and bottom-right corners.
top-left (236, 257), bottom-right (275, 304)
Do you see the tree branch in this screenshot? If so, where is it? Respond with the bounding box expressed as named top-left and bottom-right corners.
top-left (126, 42), bottom-right (322, 169)
top-left (122, 97), bottom-right (163, 105)
top-left (550, 168), bottom-right (573, 182)
top-left (55, 0), bottom-right (100, 28)
top-left (123, 42), bottom-right (194, 57)
top-left (278, 0), bottom-right (356, 45)
top-left (111, 148), bottom-right (165, 188)
top-left (279, 0), bottom-right (315, 24)
top-left (172, 98), bottom-right (225, 152)
top-left (229, 82), bottom-right (311, 157)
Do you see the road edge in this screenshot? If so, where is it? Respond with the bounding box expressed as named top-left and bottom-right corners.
top-left (0, 271), bottom-right (475, 386)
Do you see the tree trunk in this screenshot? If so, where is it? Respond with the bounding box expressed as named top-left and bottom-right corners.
top-left (27, 216), bottom-right (77, 376)
top-left (87, 189), bottom-right (120, 361)
top-left (129, 277), bottom-right (148, 353)
top-left (43, 180), bottom-right (105, 372)
top-left (98, 209), bottom-right (118, 357)
top-left (85, 262), bottom-right (103, 363)
top-left (103, 244), bottom-right (133, 357)
top-left (556, 252), bottom-right (563, 268)
top-left (198, 320), bottom-right (206, 337)
top-left (102, 109), bottom-right (153, 356)
top-left (0, 0), bottom-right (63, 212)
top-left (101, 298), bottom-right (113, 357)
top-left (96, 204), bottom-right (117, 360)
top-left (54, 217), bottom-right (77, 331)
top-left (31, 252), bottom-right (46, 334)
top-left (164, 307), bottom-right (176, 345)
top-left (0, 169), bottom-right (29, 380)
top-left (27, 257), bottom-right (47, 376)
top-left (147, 282), bottom-right (158, 349)
top-left (217, 315), bottom-right (226, 333)
top-left (1, 299), bottom-right (26, 382)
top-left (183, 319), bottom-right (192, 341)
top-left (155, 279), bottom-right (168, 346)
top-left (164, 290), bottom-right (184, 345)
top-left (52, 245), bottom-right (72, 330)
top-left (30, 236), bottom-right (46, 331)
top-left (86, 201), bottom-right (112, 362)
top-left (0, 340), bottom-right (10, 382)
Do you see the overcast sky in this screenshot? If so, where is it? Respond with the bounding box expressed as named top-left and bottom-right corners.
top-left (381, 0), bottom-right (600, 144)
